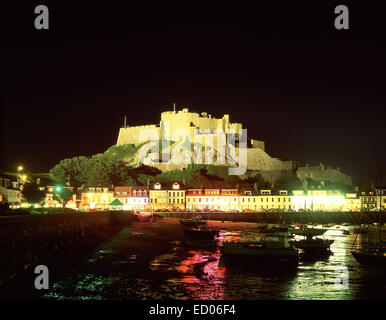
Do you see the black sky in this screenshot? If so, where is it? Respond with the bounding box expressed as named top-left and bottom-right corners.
top-left (1, 3), bottom-right (385, 184)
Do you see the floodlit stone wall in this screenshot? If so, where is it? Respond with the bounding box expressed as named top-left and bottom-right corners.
top-left (297, 165), bottom-right (352, 185)
top-left (116, 108), bottom-right (297, 173)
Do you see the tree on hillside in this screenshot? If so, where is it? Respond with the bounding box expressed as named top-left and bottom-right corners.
top-left (22, 183), bottom-right (45, 204)
top-left (273, 175), bottom-right (303, 192)
top-left (50, 156), bottom-right (90, 187)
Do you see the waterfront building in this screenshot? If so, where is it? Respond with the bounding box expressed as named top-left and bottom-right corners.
top-left (291, 189), bottom-right (345, 211)
top-left (149, 182), bottom-right (185, 211)
top-left (360, 190), bottom-right (377, 211)
top-left (79, 187), bottom-right (114, 210)
top-left (185, 188), bottom-right (239, 211)
top-left (38, 185), bottom-right (75, 208)
top-left (344, 193), bottom-right (361, 211)
top-left (0, 186), bottom-right (22, 208)
top-left (0, 176), bottom-right (22, 208)
top-left (239, 189), bottom-right (292, 211)
top-left (375, 187), bottom-right (386, 211)
top-left (108, 199), bottom-right (124, 211)
top-left (113, 186), bottom-right (149, 211)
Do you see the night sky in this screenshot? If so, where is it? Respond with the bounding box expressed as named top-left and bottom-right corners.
top-left (1, 3), bottom-right (385, 184)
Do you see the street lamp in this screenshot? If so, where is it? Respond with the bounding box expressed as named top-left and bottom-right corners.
top-left (17, 166), bottom-right (23, 172)
top-left (54, 185), bottom-right (64, 210)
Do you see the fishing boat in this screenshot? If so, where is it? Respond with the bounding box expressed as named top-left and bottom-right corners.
top-left (351, 249), bottom-right (386, 266)
top-left (292, 238), bottom-right (334, 252)
top-left (353, 225), bottom-right (368, 234)
top-left (183, 227), bottom-right (219, 241)
top-left (291, 227), bottom-right (334, 253)
top-left (180, 217), bottom-right (207, 229)
top-left (257, 223), bottom-right (291, 234)
top-left (290, 225), bottom-right (327, 237)
top-left (220, 234), bottom-right (298, 263)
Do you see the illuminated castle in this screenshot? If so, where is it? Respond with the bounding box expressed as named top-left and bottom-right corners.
top-left (116, 106), bottom-right (297, 179)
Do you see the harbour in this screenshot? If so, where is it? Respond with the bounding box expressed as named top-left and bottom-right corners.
top-left (2, 218), bottom-right (383, 300)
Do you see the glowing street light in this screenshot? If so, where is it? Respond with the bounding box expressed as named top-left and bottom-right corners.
top-left (55, 186), bottom-right (62, 193)
top-left (17, 166), bottom-right (23, 172)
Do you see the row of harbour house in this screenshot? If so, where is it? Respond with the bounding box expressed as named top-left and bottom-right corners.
top-left (1, 175), bottom-right (385, 212)
top-left (40, 182), bottom-right (386, 212)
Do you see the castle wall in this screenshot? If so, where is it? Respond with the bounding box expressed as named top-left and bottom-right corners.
top-left (251, 139), bottom-right (265, 151)
top-left (259, 169), bottom-right (294, 184)
top-left (246, 148), bottom-right (295, 171)
top-left (160, 109), bottom-right (241, 134)
top-left (117, 107), bottom-right (297, 178)
top-left (296, 166), bottom-right (352, 185)
top-left (117, 125), bottom-right (161, 145)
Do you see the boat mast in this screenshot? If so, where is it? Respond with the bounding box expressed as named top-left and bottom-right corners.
top-left (378, 167), bottom-right (383, 250)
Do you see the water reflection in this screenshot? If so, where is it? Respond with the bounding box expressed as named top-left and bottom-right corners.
top-left (173, 250), bottom-right (226, 300)
top-left (41, 221), bottom-right (386, 300)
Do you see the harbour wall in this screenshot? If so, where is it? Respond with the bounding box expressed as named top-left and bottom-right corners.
top-left (158, 211), bottom-right (385, 225)
top-left (0, 211), bottom-right (133, 286)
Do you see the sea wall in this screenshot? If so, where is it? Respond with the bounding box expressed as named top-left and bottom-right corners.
top-left (0, 211), bottom-right (133, 286)
top-left (158, 211), bottom-right (385, 225)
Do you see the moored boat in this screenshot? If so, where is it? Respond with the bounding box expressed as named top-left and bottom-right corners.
top-left (292, 238), bottom-right (334, 252)
top-left (353, 227), bottom-right (367, 234)
top-left (351, 250), bottom-right (386, 267)
top-left (290, 226), bottom-right (334, 253)
top-left (290, 226), bottom-right (327, 237)
top-left (180, 217), bottom-right (207, 229)
top-left (183, 227), bottom-right (219, 241)
top-left (220, 234), bottom-right (298, 263)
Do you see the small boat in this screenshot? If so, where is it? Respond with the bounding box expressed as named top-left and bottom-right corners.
top-left (353, 227), bottom-right (367, 234)
top-left (292, 238), bottom-right (334, 252)
top-left (342, 229), bottom-right (350, 235)
top-left (291, 226), bottom-right (334, 253)
top-left (183, 227), bottom-right (219, 241)
top-left (180, 217), bottom-right (207, 229)
top-left (135, 211), bottom-right (153, 221)
top-left (220, 234), bottom-right (298, 264)
top-left (290, 226), bottom-right (327, 237)
top-left (257, 224), bottom-right (290, 234)
top-left (351, 249), bottom-right (386, 267)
